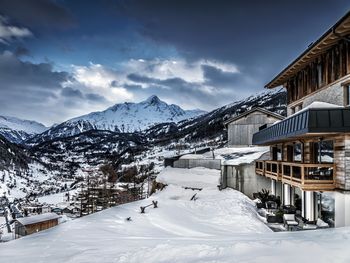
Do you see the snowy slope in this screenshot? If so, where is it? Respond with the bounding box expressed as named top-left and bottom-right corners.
top-left (2, 168), bottom-right (350, 262)
top-left (0, 168), bottom-right (271, 262)
top-left (0, 115), bottom-right (48, 143)
top-left (29, 95), bottom-right (206, 143)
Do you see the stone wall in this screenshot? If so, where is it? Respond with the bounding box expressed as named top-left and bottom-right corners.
top-left (287, 76), bottom-right (349, 116)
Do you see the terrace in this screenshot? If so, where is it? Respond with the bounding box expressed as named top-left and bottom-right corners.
top-left (256, 160), bottom-right (335, 191)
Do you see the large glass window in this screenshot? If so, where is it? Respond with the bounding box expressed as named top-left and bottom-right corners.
top-left (272, 145), bottom-right (282, 161)
top-left (313, 140), bottom-right (334, 163)
top-left (317, 192), bottom-right (335, 228)
top-left (294, 143), bottom-right (302, 162)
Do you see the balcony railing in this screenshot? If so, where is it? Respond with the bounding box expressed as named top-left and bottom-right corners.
top-left (255, 160), bottom-right (335, 190)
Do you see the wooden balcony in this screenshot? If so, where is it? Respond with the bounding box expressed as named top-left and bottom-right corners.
top-left (265, 161), bottom-right (282, 180)
top-left (255, 160), bottom-right (264, 176)
top-left (255, 160), bottom-right (281, 180)
top-left (255, 161), bottom-right (335, 191)
top-left (281, 162), bottom-right (335, 191)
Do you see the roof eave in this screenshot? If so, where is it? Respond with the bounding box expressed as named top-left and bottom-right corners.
top-left (265, 10), bottom-right (350, 89)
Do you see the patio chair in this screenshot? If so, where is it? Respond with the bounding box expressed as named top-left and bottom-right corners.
top-left (283, 214), bottom-right (299, 231)
top-left (282, 205), bottom-right (296, 214)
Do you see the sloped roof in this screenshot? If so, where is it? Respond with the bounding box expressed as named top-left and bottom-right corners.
top-left (16, 213), bottom-right (60, 226)
top-left (223, 107), bottom-right (284, 126)
top-left (266, 11), bottom-right (350, 88)
top-left (252, 107), bottom-right (350, 145)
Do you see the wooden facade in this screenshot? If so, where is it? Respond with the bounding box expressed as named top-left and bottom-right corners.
top-left (286, 39), bottom-right (350, 104)
top-left (252, 11), bottom-right (350, 226)
top-left (225, 108), bottom-right (284, 146)
top-left (15, 213), bottom-right (60, 238)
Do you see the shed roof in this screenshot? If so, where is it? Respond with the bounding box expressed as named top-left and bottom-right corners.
top-left (266, 11), bottom-right (350, 89)
top-left (16, 213), bottom-right (60, 226)
top-left (223, 107), bottom-right (284, 126)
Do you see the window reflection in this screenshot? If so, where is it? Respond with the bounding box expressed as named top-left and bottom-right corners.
top-left (294, 143), bottom-right (302, 162)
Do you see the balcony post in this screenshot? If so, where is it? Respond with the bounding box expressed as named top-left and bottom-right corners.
top-left (271, 179), bottom-right (276, 195)
top-left (283, 184), bottom-right (292, 205)
top-left (301, 165), bottom-right (305, 185)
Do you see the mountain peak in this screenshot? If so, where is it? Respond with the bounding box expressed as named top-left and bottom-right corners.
top-left (145, 95), bottom-right (161, 104)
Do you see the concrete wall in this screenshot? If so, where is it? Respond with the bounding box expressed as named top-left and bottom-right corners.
top-left (173, 159), bottom-right (221, 170)
top-left (227, 111), bottom-right (282, 146)
top-left (334, 192), bottom-right (350, 227)
top-left (223, 163), bottom-right (271, 198)
top-left (287, 76), bottom-right (350, 116)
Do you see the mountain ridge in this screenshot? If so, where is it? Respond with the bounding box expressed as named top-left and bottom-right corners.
top-left (26, 95), bottom-right (206, 144)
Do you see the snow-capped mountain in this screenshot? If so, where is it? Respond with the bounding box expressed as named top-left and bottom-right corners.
top-left (0, 115), bottom-right (48, 143)
top-left (145, 88), bottom-right (287, 142)
top-left (71, 95), bottom-right (206, 132)
top-left (28, 95), bottom-right (206, 144)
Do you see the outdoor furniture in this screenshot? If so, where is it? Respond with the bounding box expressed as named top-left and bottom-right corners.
top-left (283, 214), bottom-right (299, 231)
top-left (265, 201), bottom-right (278, 213)
top-left (282, 205), bottom-right (296, 214)
top-left (140, 200), bottom-right (158, 213)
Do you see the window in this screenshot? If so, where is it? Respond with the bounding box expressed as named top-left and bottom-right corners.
top-left (290, 104), bottom-right (302, 115)
top-left (313, 140), bottom-right (334, 163)
top-left (294, 143), bottom-right (302, 162)
top-left (344, 84), bottom-right (350, 106)
top-left (272, 145), bottom-right (282, 161)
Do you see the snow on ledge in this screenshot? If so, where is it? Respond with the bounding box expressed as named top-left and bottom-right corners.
top-left (156, 167), bottom-right (220, 189)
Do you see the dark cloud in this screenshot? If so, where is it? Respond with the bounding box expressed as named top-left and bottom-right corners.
top-left (14, 46), bottom-right (30, 57)
top-left (116, 0), bottom-right (350, 79)
top-left (0, 52), bottom-right (110, 124)
top-left (202, 65), bottom-right (241, 87)
top-left (0, 51), bottom-right (68, 89)
top-left (85, 93), bottom-right (107, 103)
top-left (127, 73), bottom-right (156, 84)
top-left (61, 87), bottom-right (83, 98)
top-left (126, 72), bottom-right (233, 109)
top-left (0, 0), bottom-right (75, 29)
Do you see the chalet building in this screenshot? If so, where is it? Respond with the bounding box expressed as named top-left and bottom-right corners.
top-left (14, 213), bottom-right (60, 238)
top-left (224, 107), bottom-right (284, 146)
top-left (253, 11), bottom-right (350, 227)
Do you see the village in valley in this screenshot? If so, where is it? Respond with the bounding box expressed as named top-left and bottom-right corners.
top-left (1, 1), bottom-right (350, 262)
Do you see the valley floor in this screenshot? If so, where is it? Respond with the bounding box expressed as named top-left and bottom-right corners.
top-left (1, 167), bottom-right (350, 262)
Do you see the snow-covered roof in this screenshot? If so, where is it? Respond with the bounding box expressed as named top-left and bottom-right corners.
top-left (288, 101), bottom-right (342, 118)
top-left (179, 147), bottom-right (269, 166)
top-left (211, 147), bottom-right (269, 166)
top-left (16, 213), bottom-right (60, 226)
top-left (179, 154), bottom-right (206, 160)
top-left (156, 167), bottom-right (220, 189)
top-left (223, 107), bottom-right (284, 126)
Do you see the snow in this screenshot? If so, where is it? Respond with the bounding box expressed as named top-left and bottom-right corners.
top-left (303, 101), bottom-right (342, 109)
top-left (38, 189), bottom-right (79, 205)
top-left (16, 213), bottom-right (60, 225)
top-left (286, 101), bottom-right (343, 119)
top-left (66, 95), bottom-right (206, 133)
top-left (156, 167), bottom-right (220, 188)
top-left (179, 146), bottom-right (269, 166)
top-left (179, 154), bottom-right (206, 159)
top-left (0, 172), bottom-right (271, 262)
top-left (0, 115), bottom-right (47, 135)
top-left (2, 164), bottom-right (350, 262)
top-left (215, 147), bottom-right (270, 166)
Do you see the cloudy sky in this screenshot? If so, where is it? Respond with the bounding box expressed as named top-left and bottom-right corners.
top-left (0, 0), bottom-right (349, 125)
